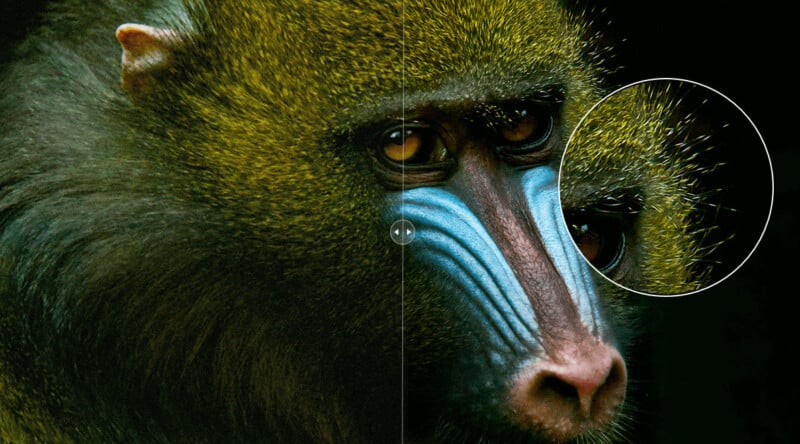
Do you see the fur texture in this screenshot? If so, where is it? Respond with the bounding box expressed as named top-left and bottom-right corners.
top-left (0, 0), bottom-right (705, 442)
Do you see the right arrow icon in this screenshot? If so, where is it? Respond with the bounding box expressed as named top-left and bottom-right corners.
top-left (389, 219), bottom-right (416, 245)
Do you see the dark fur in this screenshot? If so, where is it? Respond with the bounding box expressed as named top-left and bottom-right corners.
top-left (0, 0), bottom-right (664, 442)
top-left (0, 1), bottom-right (402, 441)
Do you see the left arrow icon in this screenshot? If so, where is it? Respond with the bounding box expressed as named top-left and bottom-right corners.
top-left (389, 219), bottom-right (416, 245)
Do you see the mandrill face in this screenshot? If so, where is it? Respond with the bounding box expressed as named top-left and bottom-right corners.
top-left (1, 0), bottom-right (730, 443)
top-left (118, 0), bottom-right (703, 442)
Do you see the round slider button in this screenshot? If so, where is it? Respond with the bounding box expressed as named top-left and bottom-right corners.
top-left (390, 219), bottom-right (416, 245)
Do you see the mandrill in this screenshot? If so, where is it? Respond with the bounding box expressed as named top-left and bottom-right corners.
top-left (0, 0), bottom-right (707, 442)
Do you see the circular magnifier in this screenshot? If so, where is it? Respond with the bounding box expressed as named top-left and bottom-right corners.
top-left (558, 78), bottom-right (773, 297)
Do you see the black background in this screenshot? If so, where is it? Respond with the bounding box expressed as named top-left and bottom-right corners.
top-left (2, 1), bottom-right (797, 443)
top-left (566, 1), bottom-right (796, 442)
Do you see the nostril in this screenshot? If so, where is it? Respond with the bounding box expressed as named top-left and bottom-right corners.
top-left (508, 341), bottom-right (627, 441)
top-left (536, 374), bottom-right (579, 405)
top-left (536, 348), bottom-right (625, 419)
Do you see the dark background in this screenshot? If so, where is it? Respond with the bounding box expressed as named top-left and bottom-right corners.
top-left (2, 1), bottom-right (796, 443)
top-left (0, 1), bottom-right (48, 63)
top-left (565, 1), bottom-right (796, 443)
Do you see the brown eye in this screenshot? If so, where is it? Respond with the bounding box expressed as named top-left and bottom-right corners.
top-left (497, 107), bottom-right (554, 152)
top-left (367, 122), bottom-right (456, 190)
top-left (568, 219), bottom-right (626, 273)
top-left (571, 222), bottom-right (602, 262)
top-left (501, 112), bottom-right (538, 142)
top-left (384, 129), bottom-right (421, 162)
top-left (381, 125), bottom-right (448, 165)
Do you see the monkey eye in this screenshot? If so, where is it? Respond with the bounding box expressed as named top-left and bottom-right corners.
top-left (566, 215), bottom-right (626, 273)
top-left (500, 108), bottom-right (552, 145)
top-left (366, 122), bottom-right (456, 190)
top-left (381, 124), bottom-right (449, 165)
top-left (493, 104), bottom-right (555, 164)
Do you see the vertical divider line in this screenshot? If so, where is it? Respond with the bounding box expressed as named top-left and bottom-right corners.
top-left (400, 1), bottom-right (406, 442)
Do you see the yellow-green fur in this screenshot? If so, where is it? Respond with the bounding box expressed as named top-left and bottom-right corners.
top-left (0, 0), bottom-right (704, 441)
top-left (561, 84), bottom-right (703, 294)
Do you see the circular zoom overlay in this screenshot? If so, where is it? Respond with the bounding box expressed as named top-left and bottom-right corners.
top-left (558, 78), bottom-right (773, 297)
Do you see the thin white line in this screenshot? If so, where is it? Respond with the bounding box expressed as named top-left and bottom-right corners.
top-left (557, 77), bottom-right (775, 298)
top-left (400, 1), bottom-right (406, 441)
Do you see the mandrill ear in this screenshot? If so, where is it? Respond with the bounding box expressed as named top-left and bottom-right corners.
top-left (115, 23), bottom-right (183, 96)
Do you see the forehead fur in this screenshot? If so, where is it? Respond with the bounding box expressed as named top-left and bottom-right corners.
top-left (181, 0), bottom-right (596, 128)
top-left (165, 0), bottom-right (601, 224)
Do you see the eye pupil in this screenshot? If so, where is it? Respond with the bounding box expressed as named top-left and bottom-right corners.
top-left (380, 125), bottom-right (448, 165)
top-left (573, 223), bottom-right (602, 261)
top-left (495, 105), bottom-right (554, 154)
top-left (568, 218), bottom-right (626, 272)
top-left (383, 129), bottom-right (421, 162)
top-left (501, 114), bottom-right (537, 142)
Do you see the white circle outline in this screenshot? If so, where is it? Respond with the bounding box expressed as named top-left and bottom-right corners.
top-left (557, 77), bottom-right (775, 298)
top-left (390, 219), bottom-right (416, 245)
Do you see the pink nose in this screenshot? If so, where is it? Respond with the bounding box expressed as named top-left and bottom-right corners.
top-left (508, 339), bottom-right (627, 441)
